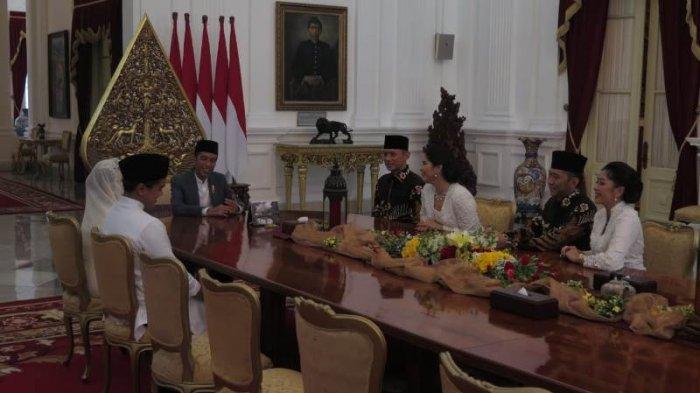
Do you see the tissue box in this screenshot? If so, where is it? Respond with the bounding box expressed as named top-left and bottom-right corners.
top-left (610, 273), bottom-right (657, 293)
top-left (490, 287), bottom-right (559, 320)
top-left (280, 220), bottom-right (300, 236)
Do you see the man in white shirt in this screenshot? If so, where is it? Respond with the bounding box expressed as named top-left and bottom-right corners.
top-left (101, 153), bottom-right (206, 340)
top-left (171, 140), bottom-right (239, 217)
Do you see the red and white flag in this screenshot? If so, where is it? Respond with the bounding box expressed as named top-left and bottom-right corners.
top-left (181, 13), bottom-right (197, 107)
top-left (212, 16), bottom-right (229, 176)
top-left (169, 12), bottom-right (182, 80)
top-left (196, 15), bottom-right (213, 138)
top-left (226, 16), bottom-right (248, 180)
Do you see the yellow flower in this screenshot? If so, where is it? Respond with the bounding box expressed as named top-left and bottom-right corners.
top-left (401, 237), bottom-right (421, 258)
top-left (471, 251), bottom-right (513, 273)
top-left (612, 306), bottom-right (621, 313)
top-left (446, 231), bottom-right (473, 250)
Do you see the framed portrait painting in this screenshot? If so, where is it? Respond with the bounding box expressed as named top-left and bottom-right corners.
top-left (48, 30), bottom-right (70, 119)
top-left (276, 2), bottom-right (347, 111)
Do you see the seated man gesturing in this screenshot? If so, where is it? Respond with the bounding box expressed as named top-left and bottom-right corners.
top-left (171, 140), bottom-right (239, 217)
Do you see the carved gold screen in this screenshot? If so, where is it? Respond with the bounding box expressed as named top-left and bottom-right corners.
top-left (80, 15), bottom-right (205, 174)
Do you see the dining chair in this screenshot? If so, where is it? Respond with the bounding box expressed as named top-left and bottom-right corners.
top-left (294, 296), bottom-right (387, 393)
top-left (199, 269), bottom-right (300, 393)
top-left (439, 352), bottom-right (551, 393)
top-left (642, 220), bottom-right (699, 279)
top-left (39, 130), bottom-right (72, 180)
top-left (140, 254), bottom-right (215, 393)
top-left (91, 228), bottom-right (152, 393)
top-left (475, 198), bottom-right (516, 233)
top-left (46, 212), bottom-right (103, 382)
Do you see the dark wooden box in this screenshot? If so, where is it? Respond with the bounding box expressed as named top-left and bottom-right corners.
top-left (593, 272), bottom-right (611, 290)
top-left (490, 287), bottom-right (559, 320)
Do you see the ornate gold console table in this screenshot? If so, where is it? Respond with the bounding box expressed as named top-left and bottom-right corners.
top-left (275, 143), bottom-right (383, 212)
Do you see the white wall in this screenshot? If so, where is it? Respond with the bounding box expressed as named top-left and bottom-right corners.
top-left (117, 0), bottom-right (566, 209)
top-left (26, 0), bottom-right (79, 138)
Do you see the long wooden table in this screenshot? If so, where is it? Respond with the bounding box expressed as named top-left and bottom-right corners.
top-left (168, 213), bottom-right (700, 393)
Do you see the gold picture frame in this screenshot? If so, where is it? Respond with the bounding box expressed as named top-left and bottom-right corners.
top-left (275, 2), bottom-right (347, 111)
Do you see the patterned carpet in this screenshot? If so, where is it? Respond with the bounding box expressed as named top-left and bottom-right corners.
top-left (0, 177), bottom-right (83, 215)
top-left (0, 297), bottom-right (150, 392)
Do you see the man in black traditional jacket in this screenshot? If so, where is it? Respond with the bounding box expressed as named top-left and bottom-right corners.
top-left (372, 135), bottom-right (424, 223)
top-left (516, 151), bottom-right (596, 251)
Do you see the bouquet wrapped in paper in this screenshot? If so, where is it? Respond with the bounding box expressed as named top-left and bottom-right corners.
top-left (623, 293), bottom-right (694, 339)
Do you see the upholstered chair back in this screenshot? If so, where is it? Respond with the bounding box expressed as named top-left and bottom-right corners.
top-left (643, 221), bottom-right (699, 279)
top-left (47, 212), bottom-right (89, 306)
top-left (139, 254), bottom-right (195, 381)
top-left (475, 198), bottom-right (515, 232)
top-left (199, 269), bottom-right (263, 391)
top-left (294, 297), bottom-right (386, 393)
top-left (439, 352), bottom-right (550, 393)
top-left (90, 228), bottom-right (138, 338)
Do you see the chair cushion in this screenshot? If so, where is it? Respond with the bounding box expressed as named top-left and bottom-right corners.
top-left (261, 368), bottom-right (304, 393)
top-left (674, 206), bottom-right (700, 224)
top-left (217, 368), bottom-right (303, 393)
top-left (104, 316), bottom-right (150, 343)
top-left (63, 292), bottom-right (102, 314)
top-left (152, 334), bottom-right (273, 386)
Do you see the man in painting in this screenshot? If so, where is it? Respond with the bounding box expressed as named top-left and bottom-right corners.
top-left (289, 16), bottom-right (337, 101)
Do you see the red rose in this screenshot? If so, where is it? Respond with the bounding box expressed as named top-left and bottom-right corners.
top-left (440, 246), bottom-right (456, 260)
top-left (504, 261), bottom-right (515, 281)
top-left (520, 255), bottom-right (530, 266)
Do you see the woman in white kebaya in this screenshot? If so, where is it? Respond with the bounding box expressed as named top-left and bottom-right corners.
top-left (80, 158), bottom-right (123, 297)
top-left (417, 142), bottom-right (480, 232)
top-left (561, 161), bottom-right (645, 271)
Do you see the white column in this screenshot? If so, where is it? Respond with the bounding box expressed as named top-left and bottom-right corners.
top-left (0, 0), bottom-right (18, 170)
top-left (26, 0), bottom-right (48, 127)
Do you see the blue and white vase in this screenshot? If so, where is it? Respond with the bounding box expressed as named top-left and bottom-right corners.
top-left (513, 137), bottom-right (546, 228)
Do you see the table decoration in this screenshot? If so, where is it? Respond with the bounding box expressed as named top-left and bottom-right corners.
top-left (622, 293), bottom-right (694, 339)
top-left (490, 287), bottom-right (559, 319)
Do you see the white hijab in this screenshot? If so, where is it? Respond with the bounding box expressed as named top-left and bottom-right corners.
top-left (81, 158), bottom-right (123, 298)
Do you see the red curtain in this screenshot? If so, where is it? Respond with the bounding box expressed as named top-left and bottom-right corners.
top-left (557, 0), bottom-right (610, 153)
top-left (9, 11), bottom-right (27, 119)
top-left (71, 0), bottom-right (122, 182)
top-left (659, 0), bottom-right (700, 217)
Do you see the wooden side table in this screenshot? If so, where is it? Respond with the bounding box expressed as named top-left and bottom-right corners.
top-left (276, 144), bottom-right (383, 212)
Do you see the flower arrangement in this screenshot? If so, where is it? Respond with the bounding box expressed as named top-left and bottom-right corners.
top-left (375, 228), bottom-right (502, 266)
top-left (323, 236), bottom-right (340, 249)
top-left (565, 280), bottom-right (626, 318)
top-left (656, 304), bottom-right (695, 318)
top-left (471, 251), bottom-right (544, 286)
top-left (375, 230), bottom-right (409, 258)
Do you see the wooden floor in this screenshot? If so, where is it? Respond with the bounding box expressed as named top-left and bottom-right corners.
top-left (0, 171), bottom-right (84, 302)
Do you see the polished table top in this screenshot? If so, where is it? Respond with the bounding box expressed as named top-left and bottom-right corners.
top-left (167, 213), bottom-right (700, 393)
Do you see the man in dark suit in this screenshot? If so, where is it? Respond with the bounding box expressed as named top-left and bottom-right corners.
top-left (171, 140), bottom-right (239, 217)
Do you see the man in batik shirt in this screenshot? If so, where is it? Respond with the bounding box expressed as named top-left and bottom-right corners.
top-left (372, 135), bottom-right (424, 223)
top-left (516, 151), bottom-right (596, 251)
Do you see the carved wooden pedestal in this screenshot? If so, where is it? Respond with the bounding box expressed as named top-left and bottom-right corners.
top-left (276, 143), bottom-right (383, 212)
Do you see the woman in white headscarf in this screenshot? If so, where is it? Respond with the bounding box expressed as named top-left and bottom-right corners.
top-left (81, 158), bottom-right (123, 297)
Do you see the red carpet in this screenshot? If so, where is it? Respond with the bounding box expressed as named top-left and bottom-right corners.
top-left (0, 177), bottom-right (83, 214)
top-left (0, 297), bottom-right (151, 392)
